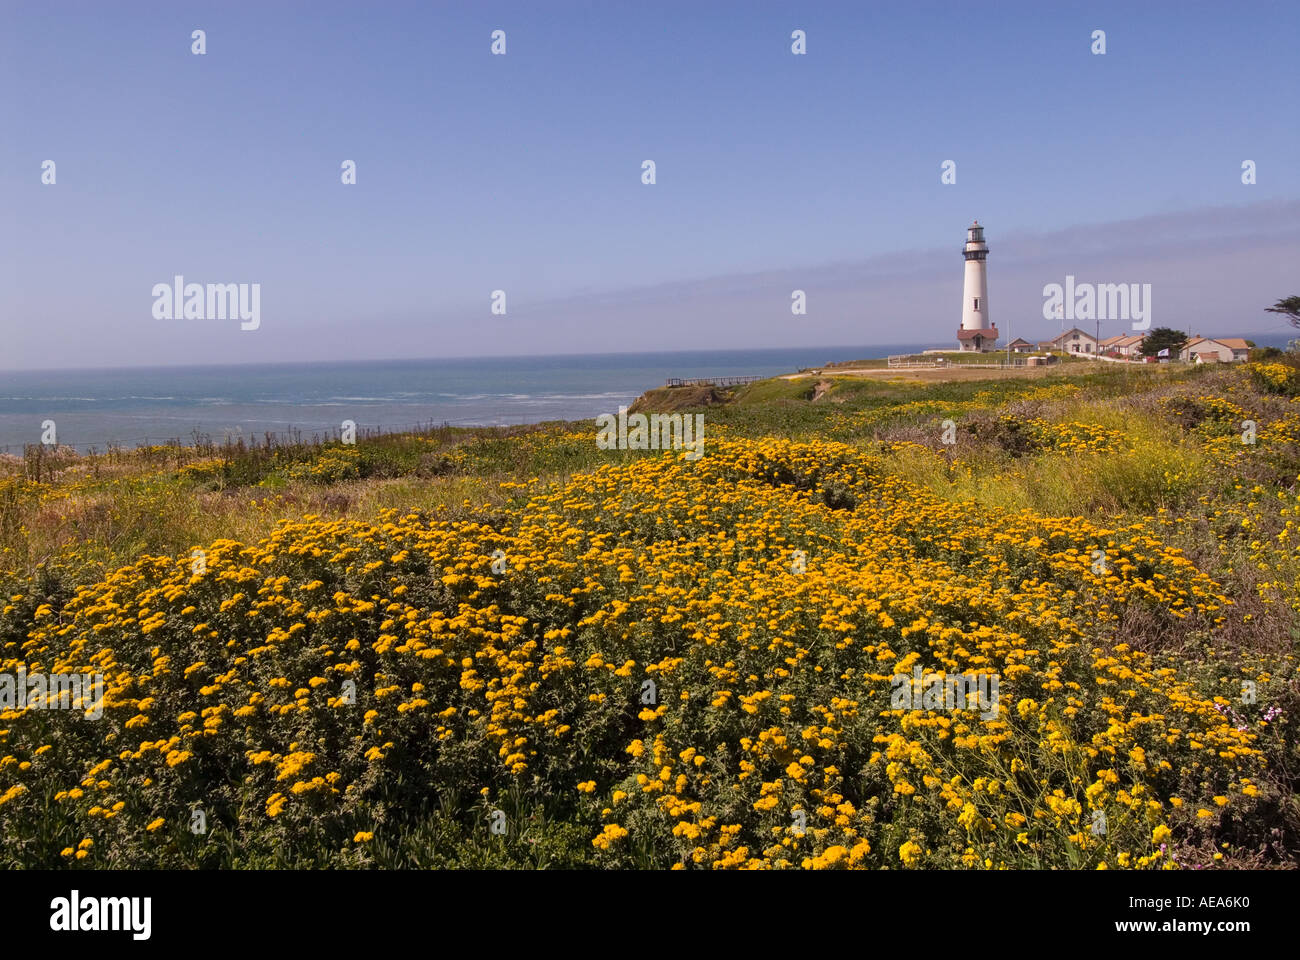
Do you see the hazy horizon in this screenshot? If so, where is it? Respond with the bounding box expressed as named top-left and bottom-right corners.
top-left (4, 322), bottom-right (1300, 377)
top-left (0, 343), bottom-right (934, 375)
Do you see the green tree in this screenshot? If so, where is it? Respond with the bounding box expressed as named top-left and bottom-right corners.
top-left (1266, 296), bottom-right (1300, 327)
top-left (1138, 327), bottom-right (1188, 358)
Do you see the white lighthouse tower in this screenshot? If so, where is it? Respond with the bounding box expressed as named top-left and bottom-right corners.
top-left (956, 220), bottom-right (997, 351)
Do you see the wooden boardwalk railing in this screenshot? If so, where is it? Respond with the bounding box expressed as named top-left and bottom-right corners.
top-left (664, 375), bottom-right (763, 387)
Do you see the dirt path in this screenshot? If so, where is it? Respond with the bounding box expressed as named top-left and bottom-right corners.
top-left (779, 364), bottom-right (1079, 383)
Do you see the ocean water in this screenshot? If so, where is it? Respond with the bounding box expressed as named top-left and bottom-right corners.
top-left (0, 345), bottom-right (941, 453)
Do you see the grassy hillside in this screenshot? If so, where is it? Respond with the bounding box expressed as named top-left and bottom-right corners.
top-left (1, 360), bottom-right (1297, 869)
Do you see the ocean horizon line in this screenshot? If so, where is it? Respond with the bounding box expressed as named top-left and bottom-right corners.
top-left (6, 328), bottom-right (1295, 378)
top-left (0, 343), bottom-right (948, 377)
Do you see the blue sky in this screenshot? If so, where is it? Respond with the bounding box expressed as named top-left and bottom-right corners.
top-left (1, 0), bottom-right (1297, 369)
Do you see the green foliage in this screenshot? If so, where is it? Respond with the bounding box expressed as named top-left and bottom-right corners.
top-left (1265, 295), bottom-right (1300, 327)
top-left (1139, 327), bottom-right (1188, 358)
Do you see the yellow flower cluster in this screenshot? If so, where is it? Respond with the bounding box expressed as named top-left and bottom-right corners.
top-left (0, 429), bottom-right (1274, 869)
top-left (286, 447), bottom-right (362, 484)
top-left (1017, 418), bottom-right (1129, 455)
top-left (1249, 362), bottom-right (1296, 394)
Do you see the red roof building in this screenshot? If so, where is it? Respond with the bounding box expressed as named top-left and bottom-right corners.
top-left (956, 326), bottom-right (999, 352)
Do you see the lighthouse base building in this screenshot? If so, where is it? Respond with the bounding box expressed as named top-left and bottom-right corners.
top-left (956, 220), bottom-right (998, 352)
top-left (956, 327), bottom-right (999, 352)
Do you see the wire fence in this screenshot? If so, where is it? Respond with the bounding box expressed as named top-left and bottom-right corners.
top-left (887, 356), bottom-right (1032, 369)
top-left (0, 416), bottom-right (556, 457)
